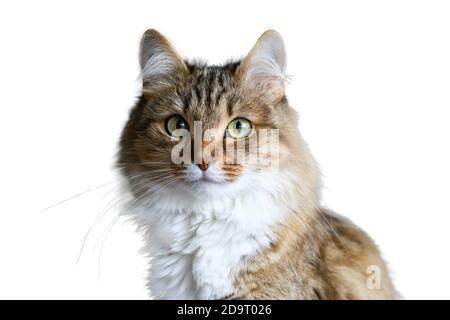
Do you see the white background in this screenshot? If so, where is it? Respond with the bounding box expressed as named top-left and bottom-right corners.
top-left (0, 0), bottom-right (449, 299)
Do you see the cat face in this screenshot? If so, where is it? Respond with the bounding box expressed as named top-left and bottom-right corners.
top-left (118, 30), bottom-right (308, 202)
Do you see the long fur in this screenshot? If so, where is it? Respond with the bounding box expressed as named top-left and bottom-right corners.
top-left (117, 29), bottom-right (396, 299)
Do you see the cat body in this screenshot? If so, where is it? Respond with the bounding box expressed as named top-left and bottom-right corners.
top-left (118, 29), bottom-right (395, 299)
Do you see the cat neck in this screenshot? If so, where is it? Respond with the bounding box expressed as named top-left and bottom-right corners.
top-left (127, 173), bottom-right (318, 299)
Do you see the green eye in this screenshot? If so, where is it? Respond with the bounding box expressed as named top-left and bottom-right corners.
top-left (226, 118), bottom-right (252, 139)
top-left (166, 115), bottom-right (188, 135)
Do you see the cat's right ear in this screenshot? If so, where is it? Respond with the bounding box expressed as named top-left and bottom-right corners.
top-left (139, 29), bottom-right (188, 94)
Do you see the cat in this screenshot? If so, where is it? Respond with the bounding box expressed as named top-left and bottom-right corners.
top-left (117, 29), bottom-right (396, 299)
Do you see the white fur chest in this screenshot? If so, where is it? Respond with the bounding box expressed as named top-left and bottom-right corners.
top-left (130, 186), bottom-right (286, 299)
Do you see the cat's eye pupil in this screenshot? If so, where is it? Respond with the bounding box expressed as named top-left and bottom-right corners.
top-left (176, 119), bottom-right (185, 129)
top-left (235, 120), bottom-right (242, 132)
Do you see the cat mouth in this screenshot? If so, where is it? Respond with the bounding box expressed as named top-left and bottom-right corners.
top-left (190, 175), bottom-right (221, 184)
top-left (184, 171), bottom-right (224, 185)
top-left (182, 163), bottom-right (229, 186)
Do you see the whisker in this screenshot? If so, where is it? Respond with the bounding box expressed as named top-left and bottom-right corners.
top-left (127, 172), bottom-right (176, 196)
top-left (41, 181), bottom-right (116, 212)
top-left (77, 196), bottom-right (125, 265)
top-left (316, 209), bottom-right (350, 256)
top-left (97, 214), bottom-right (121, 281)
top-left (131, 176), bottom-right (178, 208)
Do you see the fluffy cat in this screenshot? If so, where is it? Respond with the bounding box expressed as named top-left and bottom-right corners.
top-left (117, 29), bottom-right (395, 299)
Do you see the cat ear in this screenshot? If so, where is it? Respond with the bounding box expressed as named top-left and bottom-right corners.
top-left (237, 30), bottom-right (287, 102)
top-left (139, 29), bottom-right (188, 93)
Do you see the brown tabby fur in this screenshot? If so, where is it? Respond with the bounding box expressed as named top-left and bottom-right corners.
top-left (233, 209), bottom-right (395, 299)
top-left (118, 29), bottom-right (396, 299)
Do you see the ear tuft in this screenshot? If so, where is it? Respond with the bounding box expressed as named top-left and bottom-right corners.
top-left (139, 29), bottom-right (187, 91)
top-left (237, 30), bottom-right (287, 102)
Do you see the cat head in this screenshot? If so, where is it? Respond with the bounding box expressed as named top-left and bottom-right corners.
top-left (118, 29), bottom-right (319, 206)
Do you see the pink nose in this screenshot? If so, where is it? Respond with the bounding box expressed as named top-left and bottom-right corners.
top-left (198, 159), bottom-right (208, 172)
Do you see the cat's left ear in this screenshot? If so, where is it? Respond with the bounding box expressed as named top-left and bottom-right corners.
top-left (237, 30), bottom-right (287, 103)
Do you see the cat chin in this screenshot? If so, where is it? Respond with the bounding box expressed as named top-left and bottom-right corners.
top-left (186, 179), bottom-right (222, 188)
top-left (179, 179), bottom-right (236, 198)
top-left (150, 174), bottom-right (249, 205)
top-left (127, 168), bottom-right (278, 210)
